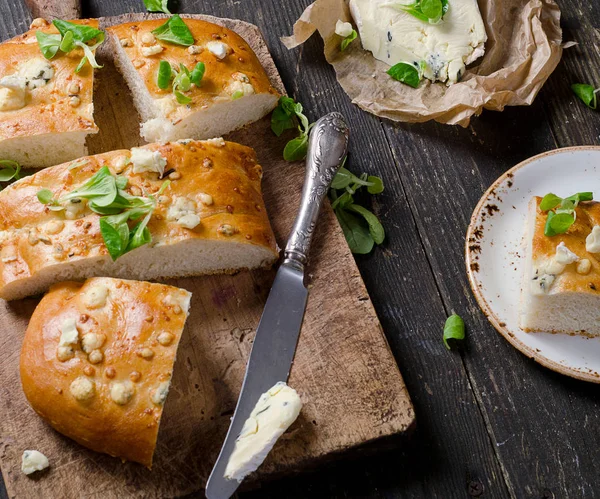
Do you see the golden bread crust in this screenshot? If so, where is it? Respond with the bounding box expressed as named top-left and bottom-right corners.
top-left (0, 19), bottom-right (98, 141)
top-left (20, 277), bottom-right (191, 467)
top-left (0, 140), bottom-right (278, 297)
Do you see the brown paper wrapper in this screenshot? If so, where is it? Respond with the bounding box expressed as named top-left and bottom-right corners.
top-left (283, 0), bottom-right (563, 127)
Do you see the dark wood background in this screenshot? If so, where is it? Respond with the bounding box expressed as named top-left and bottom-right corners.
top-left (1, 0), bottom-right (599, 497)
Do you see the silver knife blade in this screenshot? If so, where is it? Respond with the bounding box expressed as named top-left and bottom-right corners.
top-left (205, 265), bottom-right (307, 499)
top-left (205, 112), bottom-right (349, 499)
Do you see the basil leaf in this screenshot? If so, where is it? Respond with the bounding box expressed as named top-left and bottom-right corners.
top-left (157, 60), bottom-right (173, 89)
top-left (0, 160), bottom-right (21, 183)
top-left (539, 193), bottom-right (562, 211)
top-left (175, 91), bottom-right (192, 104)
top-left (127, 213), bottom-right (153, 251)
top-left (565, 191), bottom-right (593, 203)
top-left (420, 0), bottom-right (443, 20)
top-left (35, 32), bottom-right (61, 59)
top-left (572, 83), bottom-right (597, 110)
top-left (544, 212), bottom-right (575, 236)
top-left (347, 204), bottom-right (385, 244)
top-left (387, 62), bottom-right (421, 88)
top-left (37, 189), bottom-right (54, 204)
top-left (367, 175), bottom-right (384, 194)
top-left (280, 96), bottom-right (297, 116)
top-left (59, 30), bottom-right (75, 52)
top-left (283, 135), bottom-right (308, 162)
top-left (190, 62), bottom-right (205, 85)
top-left (115, 176), bottom-right (128, 190)
top-left (443, 314), bottom-right (465, 350)
top-left (341, 29), bottom-right (357, 51)
top-left (152, 15), bottom-right (194, 46)
top-left (331, 167), bottom-right (356, 189)
top-left (271, 96), bottom-right (298, 136)
top-left (53, 20), bottom-right (103, 44)
top-left (143, 0), bottom-right (171, 14)
top-left (61, 166), bottom-right (118, 206)
top-left (336, 208), bottom-right (374, 254)
top-left (100, 217), bottom-right (129, 261)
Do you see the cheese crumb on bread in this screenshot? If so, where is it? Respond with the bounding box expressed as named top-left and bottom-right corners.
top-left (20, 278), bottom-right (192, 467)
top-left (0, 20), bottom-right (99, 168)
top-left (106, 18), bottom-right (279, 143)
top-left (520, 197), bottom-right (600, 336)
top-left (21, 450), bottom-right (49, 475)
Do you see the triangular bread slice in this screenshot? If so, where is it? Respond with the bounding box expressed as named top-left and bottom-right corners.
top-left (106, 17), bottom-right (280, 143)
top-left (0, 19), bottom-right (99, 168)
top-left (0, 139), bottom-right (279, 300)
top-left (20, 277), bottom-right (192, 467)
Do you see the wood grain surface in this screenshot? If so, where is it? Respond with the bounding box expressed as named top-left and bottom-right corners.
top-left (0, 6), bottom-right (413, 499)
top-left (2, 0), bottom-right (600, 498)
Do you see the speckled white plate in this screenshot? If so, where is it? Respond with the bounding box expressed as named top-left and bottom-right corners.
top-left (466, 146), bottom-right (600, 383)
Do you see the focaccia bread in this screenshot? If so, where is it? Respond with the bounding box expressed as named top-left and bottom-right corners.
top-left (0, 18), bottom-right (98, 168)
top-left (0, 139), bottom-right (278, 300)
top-left (520, 197), bottom-right (600, 336)
top-left (20, 278), bottom-right (191, 467)
top-left (106, 17), bottom-right (279, 143)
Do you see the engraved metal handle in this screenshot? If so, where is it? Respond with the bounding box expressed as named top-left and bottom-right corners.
top-left (283, 112), bottom-right (349, 272)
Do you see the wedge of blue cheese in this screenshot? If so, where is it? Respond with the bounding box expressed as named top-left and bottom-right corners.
top-left (349, 0), bottom-right (487, 84)
top-left (224, 382), bottom-right (302, 482)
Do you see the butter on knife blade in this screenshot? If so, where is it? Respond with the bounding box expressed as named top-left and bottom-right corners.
top-left (224, 382), bottom-right (302, 482)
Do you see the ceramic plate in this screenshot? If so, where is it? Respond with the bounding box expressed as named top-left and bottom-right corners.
top-left (466, 146), bottom-right (600, 383)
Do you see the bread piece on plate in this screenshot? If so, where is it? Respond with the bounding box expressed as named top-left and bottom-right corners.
top-left (20, 277), bottom-right (191, 467)
top-left (0, 19), bottom-right (99, 168)
top-left (0, 139), bottom-right (278, 300)
top-left (106, 17), bottom-right (279, 143)
top-left (520, 197), bottom-right (600, 336)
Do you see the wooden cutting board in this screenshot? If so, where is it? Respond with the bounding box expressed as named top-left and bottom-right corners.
top-left (0, 8), bottom-right (415, 499)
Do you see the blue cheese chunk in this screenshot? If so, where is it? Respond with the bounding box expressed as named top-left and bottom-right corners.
top-left (349, 0), bottom-right (487, 84)
top-left (130, 147), bottom-right (167, 176)
top-left (21, 450), bottom-right (49, 475)
top-left (224, 382), bottom-right (302, 482)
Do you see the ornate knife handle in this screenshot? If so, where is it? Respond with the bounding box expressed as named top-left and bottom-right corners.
top-left (283, 112), bottom-right (350, 272)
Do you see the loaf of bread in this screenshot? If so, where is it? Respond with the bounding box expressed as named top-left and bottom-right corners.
top-left (520, 197), bottom-right (600, 336)
top-left (0, 139), bottom-right (278, 300)
top-left (106, 17), bottom-right (279, 143)
top-left (0, 18), bottom-right (99, 168)
top-left (20, 277), bottom-right (191, 467)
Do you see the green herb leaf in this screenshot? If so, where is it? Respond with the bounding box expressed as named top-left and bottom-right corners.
top-left (35, 32), bottom-right (61, 59)
top-left (539, 193), bottom-right (562, 211)
top-left (231, 90), bottom-right (244, 100)
top-left (127, 213), bottom-right (153, 251)
top-left (271, 96), bottom-right (298, 137)
top-left (152, 15), bottom-right (194, 46)
top-left (53, 20), bottom-right (103, 44)
top-left (283, 135), bottom-right (308, 162)
top-left (420, 0), bottom-right (443, 20)
top-left (61, 166), bottom-right (118, 207)
top-left (388, 0), bottom-right (448, 24)
top-left (565, 192), bottom-right (593, 203)
top-left (175, 90), bottom-right (192, 104)
top-left (143, 0), bottom-right (171, 14)
top-left (387, 62), bottom-right (421, 88)
top-left (545, 212), bottom-right (575, 237)
top-left (157, 60), bottom-right (173, 89)
top-left (572, 83), bottom-right (598, 110)
top-left (0, 160), bottom-right (21, 184)
top-left (336, 209), bottom-right (375, 254)
top-left (367, 175), bottom-right (384, 194)
top-left (37, 189), bottom-right (54, 205)
top-left (59, 30), bottom-right (75, 53)
top-left (347, 204), bottom-right (385, 244)
top-left (443, 314), bottom-right (465, 350)
top-left (100, 217), bottom-right (129, 261)
top-left (189, 62), bottom-right (205, 85)
top-left (341, 29), bottom-right (357, 51)
top-left (331, 167), bottom-right (355, 190)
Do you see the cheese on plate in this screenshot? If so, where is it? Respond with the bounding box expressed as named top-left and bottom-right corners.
top-left (224, 382), bottom-right (302, 482)
top-left (349, 0), bottom-right (487, 84)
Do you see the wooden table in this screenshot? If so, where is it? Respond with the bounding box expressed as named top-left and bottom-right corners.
top-left (1, 0), bottom-right (599, 497)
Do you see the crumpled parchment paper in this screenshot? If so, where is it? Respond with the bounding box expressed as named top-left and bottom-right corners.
top-left (283, 0), bottom-right (562, 127)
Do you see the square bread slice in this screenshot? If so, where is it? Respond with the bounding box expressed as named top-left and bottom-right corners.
top-left (106, 17), bottom-right (279, 143)
top-left (0, 19), bottom-right (99, 168)
top-left (0, 139), bottom-right (279, 300)
top-left (520, 197), bottom-right (600, 336)
top-left (20, 277), bottom-right (191, 467)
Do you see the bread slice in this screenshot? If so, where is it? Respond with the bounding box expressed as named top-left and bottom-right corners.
top-left (106, 18), bottom-right (279, 143)
top-left (0, 139), bottom-right (278, 300)
top-left (0, 19), bottom-right (99, 168)
top-left (20, 277), bottom-right (191, 467)
top-left (520, 197), bottom-right (600, 336)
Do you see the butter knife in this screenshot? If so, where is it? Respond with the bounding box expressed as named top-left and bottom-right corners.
top-left (205, 112), bottom-right (350, 499)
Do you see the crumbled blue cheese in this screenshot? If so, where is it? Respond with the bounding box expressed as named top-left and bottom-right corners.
top-left (21, 450), bottom-right (49, 475)
top-left (335, 20), bottom-right (354, 38)
top-left (151, 381), bottom-right (171, 406)
top-left (227, 72), bottom-right (255, 98)
top-left (586, 226), bottom-right (600, 253)
top-left (0, 58), bottom-right (54, 111)
top-left (166, 196), bottom-right (201, 229)
top-left (531, 273), bottom-right (555, 295)
top-left (59, 318), bottom-right (79, 347)
top-left (577, 259), bottom-right (592, 275)
top-left (349, 0), bottom-right (487, 84)
top-left (70, 376), bottom-right (95, 401)
top-left (82, 283), bottom-right (109, 309)
top-left (224, 382), bottom-right (302, 482)
top-left (555, 242), bottom-right (579, 265)
top-left (206, 41), bottom-right (231, 60)
top-left (110, 380), bottom-right (135, 405)
top-left (130, 147), bottom-right (167, 176)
